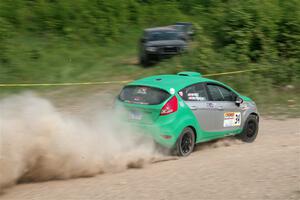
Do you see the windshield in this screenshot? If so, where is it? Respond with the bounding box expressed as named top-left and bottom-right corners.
top-left (147, 31), bottom-right (179, 41)
top-left (119, 86), bottom-right (170, 105)
top-left (173, 25), bottom-right (188, 32)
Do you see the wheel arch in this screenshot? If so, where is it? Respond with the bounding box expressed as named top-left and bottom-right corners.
top-left (186, 125), bottom-right (197, 142)
top-left (249, 112), bottom-right (259, 123)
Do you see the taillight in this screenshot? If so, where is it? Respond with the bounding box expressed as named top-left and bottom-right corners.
top-left (160, 96), bottom-right (178, 116)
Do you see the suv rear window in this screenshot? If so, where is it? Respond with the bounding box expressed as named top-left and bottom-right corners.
top-left (119, 86), bottom-right (170, 105)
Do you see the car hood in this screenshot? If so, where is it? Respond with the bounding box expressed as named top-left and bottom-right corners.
top-left (146, 40), bottom-right (186, 47)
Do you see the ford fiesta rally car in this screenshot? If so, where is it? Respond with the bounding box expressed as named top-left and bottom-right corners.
top-left (115, 72), bottom-right (259, 156)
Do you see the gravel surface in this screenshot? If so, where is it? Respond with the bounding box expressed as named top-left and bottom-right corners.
top-left (1, 118), bottom-right (299, 200)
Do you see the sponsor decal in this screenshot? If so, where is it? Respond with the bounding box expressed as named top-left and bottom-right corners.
top-left (188, 96), bottom-right (206, 101)
top-left (206, 102), bottom-right (215, 109)
top-left (224, 112), bottom-right (241, 127)
top-left (240, 102), bottom-right (250, 110)
top-left (188, 93), bottom-right (199, 97)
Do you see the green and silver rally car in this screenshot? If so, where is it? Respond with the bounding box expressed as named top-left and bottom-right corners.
top-left (115, 72), bottom-right (259, 156)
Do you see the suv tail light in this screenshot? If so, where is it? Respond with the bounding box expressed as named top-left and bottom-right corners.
top-left (160, 96), bottom-right (178, 116)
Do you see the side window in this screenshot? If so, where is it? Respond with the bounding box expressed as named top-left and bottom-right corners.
top-left (179, 83), bottom-right (208, 101)
top-left (207, 84), bottom-right (236, 101)
top-left (207, 85), bottom-right (223, 101)
top-left (218, 86), bottom-right (236, 101)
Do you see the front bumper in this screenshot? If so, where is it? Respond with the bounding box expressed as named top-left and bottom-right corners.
top-left (146, 46), bottom-right (186, 56)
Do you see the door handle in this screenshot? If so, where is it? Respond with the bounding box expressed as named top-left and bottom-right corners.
top-left (217, 106), bottom-right (223, 110)
top-left (189, 105), bottom-right (197, 110)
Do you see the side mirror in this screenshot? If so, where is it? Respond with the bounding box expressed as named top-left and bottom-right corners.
top-left (235, 97), bottom-right (243, 106)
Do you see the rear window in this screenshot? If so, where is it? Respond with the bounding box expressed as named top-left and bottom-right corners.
top-left (119, 86), bottom-right (170, 105)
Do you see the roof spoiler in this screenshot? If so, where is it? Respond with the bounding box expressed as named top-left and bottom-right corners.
top-left (177, 71), bottom-right (202, 77)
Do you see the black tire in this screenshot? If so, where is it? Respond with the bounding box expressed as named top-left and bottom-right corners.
top-left (139, 55), bottom-right (144, 65)
top-left (139, 54), bottom-right (150, 67)
top-left (236, 115), bottom-right (259, 143)
top-left (175, 127), bottom-right (195, 157)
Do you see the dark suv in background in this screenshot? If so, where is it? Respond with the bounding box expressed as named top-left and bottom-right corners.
top-left (139, 27), bottom-right (187, 66)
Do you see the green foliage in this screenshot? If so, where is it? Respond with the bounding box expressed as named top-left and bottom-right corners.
top-left (0, 0), bottom-right (299, 93)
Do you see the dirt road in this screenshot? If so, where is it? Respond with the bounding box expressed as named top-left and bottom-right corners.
top-left (1, 118), bottom-right (299, 200)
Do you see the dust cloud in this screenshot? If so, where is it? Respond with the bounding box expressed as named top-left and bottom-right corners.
top-left (0, 93), bottom-right (161, 190)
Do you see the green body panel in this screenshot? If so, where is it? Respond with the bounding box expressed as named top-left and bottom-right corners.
top-left (115, 94), bottom-right (198, 148)
top-left (128, 73), bottom-right (241, 96)
top-left (128, 74), bottom-right (210, 93)
top-left (116, 72), bottom-right (251, 148)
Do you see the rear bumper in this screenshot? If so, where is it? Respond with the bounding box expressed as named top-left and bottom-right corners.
top-left (127, 119), bottom-right (179, 148)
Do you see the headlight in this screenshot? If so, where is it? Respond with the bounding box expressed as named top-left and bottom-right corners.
top-left (146, 47), bottom-right (157, 52)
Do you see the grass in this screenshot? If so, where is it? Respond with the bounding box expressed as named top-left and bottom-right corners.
top-left (0, 31), bottom-right (299, 117)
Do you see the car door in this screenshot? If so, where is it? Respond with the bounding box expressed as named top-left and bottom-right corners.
top-left (206, 83), bottom-right (243, 134)
top-left (178, 83), bottom-right (217, 133)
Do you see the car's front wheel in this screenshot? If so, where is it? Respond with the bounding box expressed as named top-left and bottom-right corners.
top-left (236, 114), bottom-right (259, 143)
top-left (175, 127), bottom-right (195, 157)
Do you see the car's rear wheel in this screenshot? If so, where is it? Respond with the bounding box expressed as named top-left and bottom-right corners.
top-left (236, 115), bottom-right (259, 143)
top-left (175, 127), bottom-right (195, 157)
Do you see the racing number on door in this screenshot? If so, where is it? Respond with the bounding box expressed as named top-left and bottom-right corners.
top-left (234, 112), bottom-right (241, 126)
